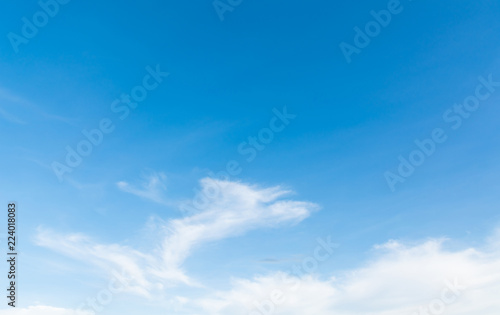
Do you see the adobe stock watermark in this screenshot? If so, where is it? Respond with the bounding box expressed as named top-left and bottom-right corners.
top-left (213, 0), bottom-right (243, 21)
top-left (249, 236), bottom-right (337, 315)
top-left (339, 0), bottom-right (404, 64)
top-left (384, 74), bottom-right (500, 191)
top-left (179, 106), bottom-right (296, 216)
top-left (76, 269), bottom-right (134, 315)
top-left (7, 0), bottom-right (72, 53)
top-left (51, 64), bottom-right (169, 182)
top-left (411, 277), bottom-right (466, 315)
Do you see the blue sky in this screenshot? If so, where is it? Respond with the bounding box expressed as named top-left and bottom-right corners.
top-left (1, 0), bottom-right (500, 314)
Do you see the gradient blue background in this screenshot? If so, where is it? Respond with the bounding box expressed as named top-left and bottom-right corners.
top-left (1, 0), bottom-right (500, 311)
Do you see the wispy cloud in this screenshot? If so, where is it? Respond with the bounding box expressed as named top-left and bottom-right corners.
top-left (0, 105), bottom-right (26, 124)
top-left (0, 87), bottom-right (74, 125)
top-left (117, 172), bottom-right (170, 205)
top-left (154, 178), bottom-right (317, 282)
top-left (36, 178), bottom-right (319, 294)
top-left (35, 228), bottom-right (159, 297)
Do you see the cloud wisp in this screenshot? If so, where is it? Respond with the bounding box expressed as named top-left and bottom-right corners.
top-left (0, 87), bottom-right (74, 125)
top-left (36, 178), bottom-right (318, 295)
top-left (117, 172), bottom-right (171, 206)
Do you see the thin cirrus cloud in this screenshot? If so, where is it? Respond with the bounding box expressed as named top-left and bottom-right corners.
top-left (0, 87), bottom-right (74, 125)
top-left (35, 228), bottom-right (159, 297)
top-left (36, 178), bottom-right (319, 295)
top-left (116, 172), bottom-right (171, 206)
top-left (0, 106), bottom-right (26, 124)
top-left (0, 88), bottom-right (28, 124)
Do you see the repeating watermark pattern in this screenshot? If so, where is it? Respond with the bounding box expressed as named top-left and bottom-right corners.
top-left (411, 277), bottom-right (466, 315)
top-left (339, 0), bottom-right (406, 64)
top-left (213, 0), bottom-right (243, 21)
top-left (384, 74), bottom-right (500, 191)
top-left (179, 106), bottom-right (296, 216)
top-left (51, 65), bottom-right (169, 182)
top-left (249, 236), bottom-right (337, 315)
top-left (7, 0), bottom-right (72, 53)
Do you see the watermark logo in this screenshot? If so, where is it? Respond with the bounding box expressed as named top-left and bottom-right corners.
top-left (180, 106), bottom-right (296, 216)
top-left (213, 0), bottom-right (243, 21)
top-left (249, 236), bottom-right (336, 315)
top-left (51, 65), bottom-right (169, 182)
top-left (384, 74), bottom-right (500, 191)
top-left (339, 0), bottom-right (403, 63)
top-left (411, 278), bottom-right (466, 315)
top-left (7, 0), bottom-right (72, 53)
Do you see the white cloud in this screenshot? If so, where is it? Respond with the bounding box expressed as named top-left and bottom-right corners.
top-left (195, 235), bottom-right (500, 315)
top-left (0, 106), bottom-right (26, 124)
top-left (156, 178), bottom-right (316, 270)
top-left (37, 176), bottom-right (500, 314)
top-left (117, 172), bottom-right (170, 205)
top-left (37, 178), bottom-right (318, 294)
top-left (0, 305), bottom-right (92, 315)
top-left (35, 228), bottom-right (159, 297)
top-left (0, 87), bottom-right (74, 125)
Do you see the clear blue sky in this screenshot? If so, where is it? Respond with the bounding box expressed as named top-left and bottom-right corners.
top-left (1, 0), bottom-right (500, 314)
